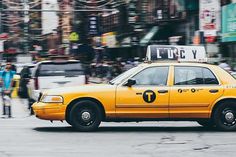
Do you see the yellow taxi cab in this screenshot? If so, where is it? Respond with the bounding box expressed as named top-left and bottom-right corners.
top-left (32, 45), bottom-right (236, 131)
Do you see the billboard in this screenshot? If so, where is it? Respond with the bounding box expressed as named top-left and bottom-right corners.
top-left (101, 32), bottom-right (118, 48)
top-left (222, 3), bottom-right (236, 42)
top-left (199, 0), bottom-right (220, 37)
top-left (42, 0), bottom-right (59, 34)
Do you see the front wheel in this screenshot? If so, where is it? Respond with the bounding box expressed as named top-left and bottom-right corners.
top-left (70, 100), bottom-right (102, 132)
top-left (197, 120), bottom-right (215, 128)
top-left (213, 101), bottom-right (236, 131)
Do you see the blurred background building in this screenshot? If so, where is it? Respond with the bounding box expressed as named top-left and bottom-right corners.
top-left (0, 0), bottom-right (236, 63)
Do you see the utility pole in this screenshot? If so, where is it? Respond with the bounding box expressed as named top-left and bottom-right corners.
top-left (23, 0), bottom-right (29, 53)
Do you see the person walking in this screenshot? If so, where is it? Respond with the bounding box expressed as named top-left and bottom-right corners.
top-left (0, 62), bottom-right (16, 118)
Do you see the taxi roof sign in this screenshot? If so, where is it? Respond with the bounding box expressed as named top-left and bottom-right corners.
top-left (146, 45), bottom-right (207, 62)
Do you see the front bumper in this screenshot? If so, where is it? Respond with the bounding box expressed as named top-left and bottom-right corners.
top-left (32, 102), bottom-right (66, 120)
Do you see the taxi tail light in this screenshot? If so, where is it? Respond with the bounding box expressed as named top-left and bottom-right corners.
top-left (34, 77), bottom-right (39, 90)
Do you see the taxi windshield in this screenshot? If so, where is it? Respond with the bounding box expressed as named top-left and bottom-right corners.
top-left (109, 66), bottom-right (140, 85)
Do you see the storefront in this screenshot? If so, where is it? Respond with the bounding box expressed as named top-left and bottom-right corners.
top-left (221, 2), bottom-right (236, 65)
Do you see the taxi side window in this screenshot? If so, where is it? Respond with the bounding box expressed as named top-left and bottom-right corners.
top-left (174, 67), bottom-right (203, 85)
top-left (174, 67), bottom-right (219, 85)
top-left (132, 66), bottom-right (169, 86)
top-left (203, 68), bottom-right (219, 84)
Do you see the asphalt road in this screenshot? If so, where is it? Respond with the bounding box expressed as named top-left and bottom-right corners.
top-left (1, 98), bottom-right (236, 157)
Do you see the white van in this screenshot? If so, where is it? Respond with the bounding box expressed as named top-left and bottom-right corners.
top-left (27, 60), bottom-right (87, 107)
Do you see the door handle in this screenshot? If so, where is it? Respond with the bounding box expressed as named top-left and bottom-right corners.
top-left (209, 89), bottom-right (219, 93)
top-left (158, 90), bottom-right (168, 93)
top-left (136, 92), bottom-right (142, 95)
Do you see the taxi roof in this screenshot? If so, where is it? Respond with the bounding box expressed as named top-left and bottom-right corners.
top-left (138, 62), bottom-right (217, 68)
top-left (137, 61), bottom-right (236, 85)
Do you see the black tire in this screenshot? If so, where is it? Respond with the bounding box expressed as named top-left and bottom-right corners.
top-left (65, 113), bottom-right (72, 125)
top-left (213, 101), bottom-right (236, 131)
top-left (69, 100), bottom-right (102, 132)
top-left (197, 120), bottom-right (215, 128)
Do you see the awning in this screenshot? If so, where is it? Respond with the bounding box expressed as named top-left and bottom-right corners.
top-left (140, 26), bottom-right (159, 46)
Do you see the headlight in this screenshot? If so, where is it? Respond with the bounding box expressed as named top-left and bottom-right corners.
top-left (41, 95), bottom-right (63, 103)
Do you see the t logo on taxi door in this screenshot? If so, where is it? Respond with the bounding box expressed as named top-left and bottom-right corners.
top-left (143, 90), bottom-right (156, 103)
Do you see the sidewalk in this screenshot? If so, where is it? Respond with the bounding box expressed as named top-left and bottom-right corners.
top-left (0, 98), bottom-right (30, 119)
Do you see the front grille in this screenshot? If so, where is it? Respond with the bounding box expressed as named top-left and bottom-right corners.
top-left (38, 92), bottom-right (42, 102)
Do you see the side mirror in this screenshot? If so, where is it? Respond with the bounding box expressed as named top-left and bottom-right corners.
top-left (126, 78), bottom-right (136, 87)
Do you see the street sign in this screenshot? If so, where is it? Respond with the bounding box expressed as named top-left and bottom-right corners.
top-left (222, 3), bottom-right (236, 42)
top-left (88, 16), bottom-right (99, 35)
top-left (69, 32), bottom-right (79, 42)
top-left (146, 45), bottom-right (207, 62)
top-left (199, 0), bottom-right (220, 38)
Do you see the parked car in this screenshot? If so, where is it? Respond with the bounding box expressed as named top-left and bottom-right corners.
top-left (28, 59), bottom-right (87, 110)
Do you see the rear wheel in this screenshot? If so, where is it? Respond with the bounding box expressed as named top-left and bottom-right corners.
top-left (213, 101), bottom-right (236, 131)
top-left (70, 100), bottom-right (102, 132)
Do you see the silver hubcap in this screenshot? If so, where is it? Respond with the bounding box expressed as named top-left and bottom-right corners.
top-left (225, 112), bottom-right (235, 123)
top-left (81, 112), bottom-right (91, 121)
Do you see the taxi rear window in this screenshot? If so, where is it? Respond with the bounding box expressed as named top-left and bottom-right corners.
top-left (38, 62), bottom-right (84, 76)
top-left (174, 66), bottom-right (219, 85)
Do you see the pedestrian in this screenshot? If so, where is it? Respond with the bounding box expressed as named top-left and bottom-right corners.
top-left (0, 62), bottom-right (16, 118)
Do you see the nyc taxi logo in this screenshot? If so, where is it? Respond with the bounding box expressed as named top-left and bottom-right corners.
top-left (143, 90), bottom-right (156, 103)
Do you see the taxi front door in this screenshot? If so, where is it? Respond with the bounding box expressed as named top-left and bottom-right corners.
top-left (169, 66), bottom-right (224, 118)
top-left (115, 66), bottom-right (170, 119)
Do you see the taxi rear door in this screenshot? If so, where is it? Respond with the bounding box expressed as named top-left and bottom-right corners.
top-left (115, 66), bottom-right (171, 119)
top-left (169, 65), bottom-right (224, 118)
